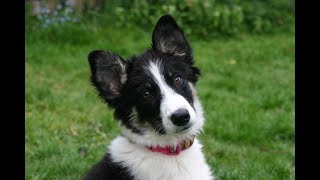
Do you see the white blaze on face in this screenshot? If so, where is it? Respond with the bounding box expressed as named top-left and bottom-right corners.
top-left (147, 62), bottom-right (196, 133)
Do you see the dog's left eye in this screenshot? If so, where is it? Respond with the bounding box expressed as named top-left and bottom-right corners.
top-left (174, 76), bottom-right (183, 85)
top-left (143, 91), bottom-right (151, 98)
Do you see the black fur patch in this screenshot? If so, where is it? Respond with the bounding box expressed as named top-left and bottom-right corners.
top-left (83, 153), bottom-right (134, 180)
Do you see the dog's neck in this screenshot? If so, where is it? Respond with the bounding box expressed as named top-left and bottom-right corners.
top-left (146, 135), bottom-right (195, 155)
top-left (107, 136), bottom-right (214, 180)
top-left (122, 132), bottom-right (195, 155)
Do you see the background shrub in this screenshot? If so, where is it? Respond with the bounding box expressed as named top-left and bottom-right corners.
top-left (107, 0), bottom-right (294, 37)
top-left (26, 0), bottom-right (294, 39)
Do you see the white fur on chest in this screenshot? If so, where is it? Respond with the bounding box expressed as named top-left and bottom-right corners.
top-left (109, 136), bottom-right (214, 180)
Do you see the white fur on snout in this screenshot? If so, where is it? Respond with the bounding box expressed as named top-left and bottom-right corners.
top-left (161, 93), bottom-right (196, 132)
top-left (148, 62), bottom-right (196, 133)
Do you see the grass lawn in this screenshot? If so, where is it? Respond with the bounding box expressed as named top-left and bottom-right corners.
top-left (26, 23), bottom-right (294, 179)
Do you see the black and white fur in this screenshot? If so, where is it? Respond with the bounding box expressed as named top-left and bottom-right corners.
top-left (84, 14), bottom-right (213, 180)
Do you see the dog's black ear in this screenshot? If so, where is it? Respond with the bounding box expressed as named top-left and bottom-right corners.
top-left (88, 50), bottom-right (127, 107)
top-left (152, 14), bottom-right (191, 56)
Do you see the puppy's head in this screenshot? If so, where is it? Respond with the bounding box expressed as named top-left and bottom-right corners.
top-left (88, 15), bottom-right (204, 146)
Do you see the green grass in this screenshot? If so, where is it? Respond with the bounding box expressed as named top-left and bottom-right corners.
top-left (26, 22), bottom-right (294, 179)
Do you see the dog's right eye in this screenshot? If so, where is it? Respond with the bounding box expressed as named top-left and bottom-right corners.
top-left (174, 76), bottom-right (183, 85)
top-left (143, 91), bottom-right (151, 98)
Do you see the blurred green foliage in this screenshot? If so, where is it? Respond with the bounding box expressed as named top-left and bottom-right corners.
top-left (26, 0), bottom-right (294, 38)
top-left (105, 0), bottom-right (294, 37)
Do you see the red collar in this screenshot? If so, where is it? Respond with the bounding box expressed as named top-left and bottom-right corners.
top-left (146, 136), bottom-right (195, 156)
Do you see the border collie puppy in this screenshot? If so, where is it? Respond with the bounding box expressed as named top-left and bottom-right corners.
top-left (84, 14), bottom-right (213, 180)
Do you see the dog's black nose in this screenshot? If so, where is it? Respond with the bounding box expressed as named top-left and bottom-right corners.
top-left (170, 109), bottom-right (190, 126)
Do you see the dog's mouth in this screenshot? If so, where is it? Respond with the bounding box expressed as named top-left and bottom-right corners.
top-left (176, 124), bottom-right (192, 133)
top-left (152, 124), bottom-right (192, 135)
